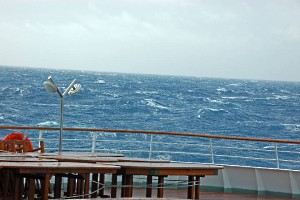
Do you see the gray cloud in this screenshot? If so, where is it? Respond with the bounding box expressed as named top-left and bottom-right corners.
top-left (0, 0), bottom-right (299, 81)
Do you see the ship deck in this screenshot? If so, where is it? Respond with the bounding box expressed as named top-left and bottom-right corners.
top-left (96, 188), bottom-right (293, 200)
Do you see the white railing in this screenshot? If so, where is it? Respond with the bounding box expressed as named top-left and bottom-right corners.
top-left (1, 126), bottom-right (300, 170)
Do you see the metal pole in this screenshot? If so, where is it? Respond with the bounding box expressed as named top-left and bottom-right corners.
top-left (59, 96), bottom-right (64, 154)
top-left (44, 77), bottom-right (79, 155)
top-left (209, 138), bottom-right (214, 164)
top-left (39, 130), bottom-right (43, 142)
top-left (149, 135), bottom-right (153, 160)
top-left (275, 143), bottom-right (279, 169)
top-left (92, 132), bottom-right (96, 153)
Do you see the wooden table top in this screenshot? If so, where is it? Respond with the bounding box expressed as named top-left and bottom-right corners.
top-left (1, 161), bottom-right (118, 169)
top-left (0, 157), bottom-right (57, 162)
top-left (40, 152), bottom-right (124, 157)
top-left (106, 162), bottom-right (223, 169)
top-left (105, 162), bottom-right (223, 176)
top-left (116, 157), bottom-right (170, 163)
top-left (38, 154), bottom-right (118, 162)
top-left (0, 152), bottom-right (33, 157)
top-left (38, 154), bottom-right (170, 163)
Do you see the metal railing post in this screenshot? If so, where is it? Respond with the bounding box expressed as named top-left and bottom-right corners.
top-left (92, 132), bottom-right (96, 153)
top-left (149, 135), bottom-right (153, 160)
top-left (275, 143), bottom-right (279, 169)
top-left (209, 138), bottom-right (215, 164)
top-left (39, 130), bottom-right (43, 142)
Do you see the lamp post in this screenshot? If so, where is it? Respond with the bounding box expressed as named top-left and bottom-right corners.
top-left (43, 76), bottom-right (81, 154)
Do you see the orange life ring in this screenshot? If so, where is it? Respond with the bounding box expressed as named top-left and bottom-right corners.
top-left (3, 132), bottom-right (33, 151)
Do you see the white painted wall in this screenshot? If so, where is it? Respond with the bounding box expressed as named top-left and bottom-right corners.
top-left (201, 165), bottom-right (300, 198)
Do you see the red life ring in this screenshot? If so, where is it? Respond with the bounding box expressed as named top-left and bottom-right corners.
top-left (3, 132), bottom-right (33, 151)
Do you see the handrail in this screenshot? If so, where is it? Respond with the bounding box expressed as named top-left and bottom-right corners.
top-left (2, 125), bottom-right (300, 170)
top-left (1, 125), bottom-right (300, 145)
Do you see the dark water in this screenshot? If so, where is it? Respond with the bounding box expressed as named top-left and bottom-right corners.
top-left (1, 66), bottom-right (300, 168)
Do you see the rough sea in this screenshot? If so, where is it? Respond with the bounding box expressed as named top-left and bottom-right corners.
top-left (1, 66), bottom-right (300, 168)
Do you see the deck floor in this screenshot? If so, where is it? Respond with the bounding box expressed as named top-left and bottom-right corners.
top-left (88, 188), bottom-right (294, 200)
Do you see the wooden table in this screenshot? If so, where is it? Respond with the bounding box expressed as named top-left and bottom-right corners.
top-left (106, 162), bottom-right (223, 199)
top-left (0, 157), bottom-right (56, 162)
top-left (40, 152), bottom-right (124, 157)
top-left (0, 152), bottom-right (33, 157)
top-left (1, 161), bottom-right (120, 200)
top-left (116, 157), bottom-right (170, 163)
top-left (37, 153), bottom-right (122, 198)
top-left (38, 154), bottom-right (119, 162)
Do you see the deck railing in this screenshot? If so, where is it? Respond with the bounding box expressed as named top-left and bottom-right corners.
top-left (1, 125), bottom-right (300, 170)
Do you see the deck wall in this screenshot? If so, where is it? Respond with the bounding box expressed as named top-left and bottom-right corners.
top-left (200, 165), bottom-right (300, 198)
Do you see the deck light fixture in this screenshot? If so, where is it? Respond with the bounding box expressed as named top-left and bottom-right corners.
top-left (43, 76), bottom-right (81, 154)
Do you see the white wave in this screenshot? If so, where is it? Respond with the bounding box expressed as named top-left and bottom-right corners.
top-left (280, 90), bottom-right (291, 94)
top-left (216, 87), bottom-right (227, 93)
top-left (155, 154), bottom-right (171, 160)
top-left (93, 132), bottom-right (117, 138)
top-left (112, 93), bottom-right (119, 98)
top-left (135, 90), bottom-right (158, 95)
top-left (197, 107), bottom-right (226, 118)
top-left (32, 103), bottom-right (58, 107)
top-left (94, 80), bottom-right (106, 84)
top-left (283, 124), bottom-right (300, 132)
top-left (265, 95), bottom-right (290, 100)
top-left (0, 86), bottom-right (8, 92)
top-left (245, 90), bottom-right (255, 95)
top-left (228, 83), bottom-right (241, 87)
top-left (221, 96), bottom-right (248, 100)
top-left (274, 95), bottom-right (289, 100)
top-left (142, 99), bottom-right (169, 110)
top-left (0, 114), bottom-right (4, 120)
top-left (205, 98), bottom-right (223, 104)
top-left (18, 88), bottom-right (30, 96)
top-left (263, 146), bottom-right (275, 149)
top-left (37, 121), bottom-right (59, 126)
top-left (102, 92), bottom-right (120, 98)
top-left (3, 87), bottom-right (30, 96)
top-left (206, 108), bottom-right (225, 112)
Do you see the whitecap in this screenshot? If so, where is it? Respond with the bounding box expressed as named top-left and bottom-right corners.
top-left (280, 90), bottom-right (291, 94)
top-left (221, 96), bottom-right (248, 100)
top-left (263, 146), bottom-right (274, 149)
top-left (228, 83), bottom-right (241, 87)
top-left (142, 99), bottom-right (169, 110)
top-left (94, 80), bottom-right (106, 84)
top-left (135, 90), bottom-right (158, 95)
top-left (274, 95), bottom-right (289, 100)
top-left (155, 154), bottom-right (171, 160)
top-left (102, 92), bottom-right (120, 98)
top-left (197, 107), bottom-right (227, 117)
top-left (37, 121), bottom-right (59, 126)
top-left (283, 124), bottom-right (300, 132)
top-left (216, 87), bottom-right (227, 93)
top-left (205, 98), bottom-right (223, 104)
top-left (92, 132), bottom-right (117, 138)
top-left (206, 108), bottom-right (225, 112)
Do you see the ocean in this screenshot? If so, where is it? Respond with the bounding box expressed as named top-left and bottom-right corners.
top-left (1, 66), bottom-right (300, 167)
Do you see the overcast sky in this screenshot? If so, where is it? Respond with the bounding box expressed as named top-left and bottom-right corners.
top-left (0, 0), bottom-right (300, 81)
